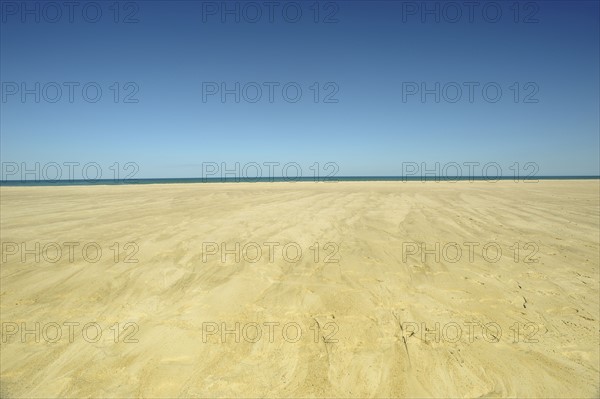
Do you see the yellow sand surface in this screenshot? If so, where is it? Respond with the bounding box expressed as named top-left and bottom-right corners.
top-left (1, 181), bottom-right (598, 398)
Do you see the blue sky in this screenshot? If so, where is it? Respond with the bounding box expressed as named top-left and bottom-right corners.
top-left (1, 0), bottom-right (599, 178)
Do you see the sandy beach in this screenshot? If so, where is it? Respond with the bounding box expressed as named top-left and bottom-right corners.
top-left (0, 180), bottom-right (598, 398)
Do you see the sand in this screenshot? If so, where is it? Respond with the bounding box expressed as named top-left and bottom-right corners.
top-left (0, 180), bottom-right (598, 398)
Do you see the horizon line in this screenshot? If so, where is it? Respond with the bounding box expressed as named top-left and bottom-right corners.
top-left (1, 175), bottom-right (600, 187)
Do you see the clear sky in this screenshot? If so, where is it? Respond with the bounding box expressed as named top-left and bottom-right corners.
top-left (1, 0), bottom-right (599, 178)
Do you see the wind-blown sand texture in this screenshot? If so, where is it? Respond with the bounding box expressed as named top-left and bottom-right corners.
top-left (1, 180), bottom-right (598, 398)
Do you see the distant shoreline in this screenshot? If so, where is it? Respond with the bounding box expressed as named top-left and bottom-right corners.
top-left (1, 176), bottom-right (599, 187)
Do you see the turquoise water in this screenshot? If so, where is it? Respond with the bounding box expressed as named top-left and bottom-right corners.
top-left (1, 176), bottom-right (598, 186)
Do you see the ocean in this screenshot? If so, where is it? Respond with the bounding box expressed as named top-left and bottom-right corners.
top-left (1, 176), bottom-right (598, 186)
